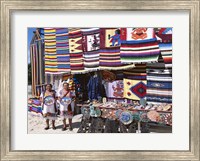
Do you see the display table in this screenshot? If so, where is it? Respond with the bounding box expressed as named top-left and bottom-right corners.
top-left (76, 103), bottom-right (172, 133)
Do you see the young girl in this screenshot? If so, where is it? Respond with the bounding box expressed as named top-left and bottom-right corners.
top-left (58, 82), bottom-right (74, 131)
top-left (40, 84), bottom-right (57, 130)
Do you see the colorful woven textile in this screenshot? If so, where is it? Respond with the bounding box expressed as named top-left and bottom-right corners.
top-left (56, 28), bottom-right (71, 73)
top-left (68, 28), bottom-right (85, 74)
top-left (99, 28), bottom-right (134, 70)
top-left (44, 28), bottom-right (71, 74)
top-left (82, 28), bottom-right (100, 71)
top-left (146, 68), bottom-right (172, 104)
top-left (155, 28), bottom-right (172, 68)
top-left (123, 78), bottom-right (147, 100)
top-left (123, 64), bottom-right (146, 80)
top-left (106, 80), bottom-right (124, 98)
top-left (158, 43), bottom-right (172, 68)
top-left (28, 98), bottom-right (42, 113)
top-left (44, 28), bottom-right (57, 74)
top-left (120, 28), bottom-right (160, 63)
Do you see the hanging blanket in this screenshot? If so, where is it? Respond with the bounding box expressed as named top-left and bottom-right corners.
top-left (120, 28), bottom-right (160, 63)
top-left (123, 64), bottom-right (146, 80)
top-left (155, 28), bottom-right (172, 68)
top-left (82, 28), bottom-right (100, 72)
top-left (146, 68), bottom-right (172, 104)
top-left (28, 98), bottom-right (42, 113)
top-left (56, 28), bottom-right (71, 73)
top-left (123, 78), bottom-right (147, 100)
top-left (68, 28), bottom-right (85, 74)
top-left (99, 28), bottom-right (134, 70)
top-left (44, 28), bottom-right (58, 74)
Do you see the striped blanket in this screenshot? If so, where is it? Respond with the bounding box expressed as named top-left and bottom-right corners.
top-left (99, 28), bottom-right (134, 70)
top-left (146, 68), bottom-right (172, 104)
top-left (56, 28), bottom-right (71, 73)
top-left (44, 28), bottom-right (71, 74)
top-left (82, 28), bottom-right (100, 72)
top-left (120, 28), bottom-right (160, 63)
top-left (68, 28), bottom-right (85, 74)
top-left (123, 64), bottom-right (146, 80)
top-left (44, 28), bottom-right (57, 74)
top-left (155, 28), bottom-right (172, 68)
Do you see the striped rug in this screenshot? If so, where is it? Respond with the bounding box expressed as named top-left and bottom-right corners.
top-left (68, 28), bottom-right (85, 74)
top-left (146, 68), bottom-right (172, 104)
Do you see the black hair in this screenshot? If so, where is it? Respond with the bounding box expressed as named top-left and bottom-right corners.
top-left (63, 82), bottom-right (69, 86)
top-left (46, 84), bottom-right (52, 88)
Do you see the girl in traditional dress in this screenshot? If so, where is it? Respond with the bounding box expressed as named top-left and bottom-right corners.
top-left (58, 82), bottom-right (75, 131)
top-left (40, 84), bottom-right (57, 130)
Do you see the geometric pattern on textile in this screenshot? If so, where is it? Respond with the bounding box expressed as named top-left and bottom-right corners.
top-left (146, 68), bottom-right (172, 104)
top-left (123, 78), bottom-right (147, 100)
top-left (99, 28), bottom-right (134, 70)
top-left (82, 28), bottom-right (100, 71)
top-left (120, 28), bottom-right (161, 64)
top-left (129, 81), bottom-right (146, 98)
top-left (68, 28), bottom-right (85, 74)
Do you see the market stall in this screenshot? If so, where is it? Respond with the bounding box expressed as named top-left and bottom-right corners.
top-left (28, 27), bottom-right (172, 133)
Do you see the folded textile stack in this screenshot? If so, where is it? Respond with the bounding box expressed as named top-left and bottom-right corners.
top-left (146, 68), bottom-right (172, 104)
top-left (28, 98), bottom-right (43, 113)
